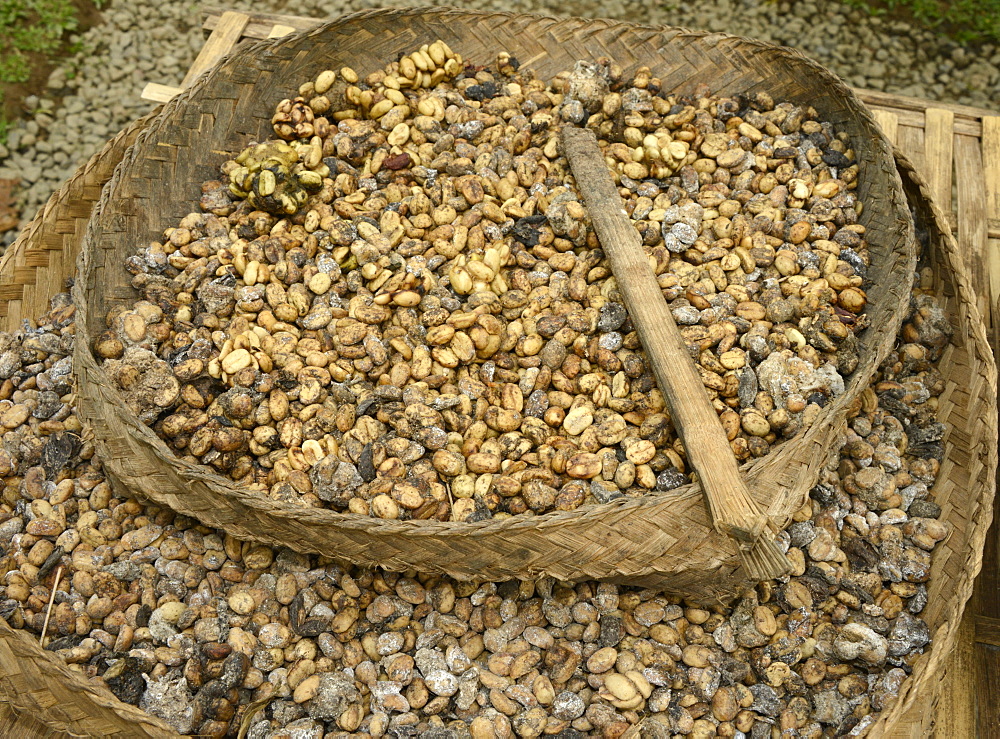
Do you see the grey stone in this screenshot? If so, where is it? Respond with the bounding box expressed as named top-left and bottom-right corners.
top-left (307, 671), bottom-right (360, 721)
top-left (749, 683), bottom-right (781, 717)
top-left (812, 688), bottom-right (851, 725)
top-left (309, 457), bottom-right (363, 507)
top-left (553, 691), bottom-right (586, 720)
top-left (140, 671), bottom-right (198, 734)
top-left (834, 623), bottom-right (889, 665)
top-left (102, 560), bottom-right (141, 581)
top-left (910, 499), bottom-right (942, 518)
top-left (887, 612), bottom-right (931, 656)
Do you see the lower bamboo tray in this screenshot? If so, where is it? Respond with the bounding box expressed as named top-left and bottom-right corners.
top-left (0, 113), bottom-right (179, 737)
top-left (144, 8), bottom-right (1000, 733)
top-left (0, 132), bottom-right (992, 738)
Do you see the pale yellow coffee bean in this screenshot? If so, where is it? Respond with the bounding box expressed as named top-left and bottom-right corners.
top-left (603, 673), bottom-right (638, 702)
top-left (371, 495), bottom-right (399, 519)
top-left (369, 99), bottom-right (394, 119)
top-left (719, 350), bottom-right (746, 370)
top-left (314, 69), bottom-right (336, 94)
top-left (243, 260), bottom-right (260, 286)
top-left (387, 123), bottom-right (410, 147)
top-left (392, 290), bottom-right (422, 307)
top-left (256, 169), bottom-right (276, 196)
top-left (839, 287), bottom-right (867, 313)
top-left (428, 40), bottom-right (447, 66)
top-left (814, 180), bottom-right (841, 198)
top-left (122, 313), bottom-right (146, 342)
top-left (562, 406), bottom-right (594, 436)
top-left (741, 411), bottom-right (771, 437)
top-left (308, 273), bottom-right (332, 295)
top-left (399, 56), bottom-right (417, 80)
top-left (221, 348), bottom-right (253, 375)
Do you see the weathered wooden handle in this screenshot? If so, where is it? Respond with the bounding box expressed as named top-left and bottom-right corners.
top-left (560, 126), bottom-right (767, 543)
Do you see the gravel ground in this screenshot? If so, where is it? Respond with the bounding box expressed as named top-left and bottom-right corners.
top-left (0, 0), bottom-right (998, 246)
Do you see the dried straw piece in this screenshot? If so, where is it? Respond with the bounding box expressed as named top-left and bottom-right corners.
top-left (739, 533), bottom-right (792, 581)
top-left (38, 565), bottom-right (62, 649)
top-left (560, 126), bottom-right (789, 580)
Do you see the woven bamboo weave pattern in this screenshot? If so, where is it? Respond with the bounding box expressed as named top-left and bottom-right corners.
top-left (73, 7), bottom-right (916, 599)
top-left (866, 153), bottom-right (998, 737)
top-left (0, 9), bottom-right (989, 734)
top-left (0, 112), bottom-right (156, 333)
top-left (1, 146), bottom-right (985, 738)
top-left (0, 113), bottom-right (181, 738)
top-left (0, 618), bottom-right (178, 737)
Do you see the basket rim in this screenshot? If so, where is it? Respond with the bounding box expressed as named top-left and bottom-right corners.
top-left (71, 6), bottom-right (916, 590)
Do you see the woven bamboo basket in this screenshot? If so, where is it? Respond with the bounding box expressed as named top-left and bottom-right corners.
top-left (0, 114), bottom-right (158, 330)
top-left (0, 114), bottom-right (179, 737)
top-left (73, 7), bottom-right (917, 599)
top-left (863, 151), bottom-right (997, 736)
top-left (0, 141), bottom-right (986, 737)
top-left (0, 51), bottom-right (989, 739)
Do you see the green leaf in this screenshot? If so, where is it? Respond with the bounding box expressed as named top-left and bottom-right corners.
top-left (0, 50), bottom-right (30, 83)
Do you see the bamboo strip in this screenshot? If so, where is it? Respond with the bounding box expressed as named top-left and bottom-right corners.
top-left (855, 86), bottom-right (1000, 125)
top-left (140, 82), bottom-right (181, 103)
top-left (872, 109), bottom-right (899, 145)
top-left (984, 117), bottom-right (1000, 221)
top-left (923, 109), bottom-right (955, 214)
top-left (142, 11), bottom-right (251, 103)
top-left (974, 614), bottom-right (1000, 647)
top-left (929, 619), bottom-right (977, 738)
top-left (956, 134), bottom-right (990, 320)
top-left (202, 6), bottom-right (320, 39)
top-left (181, 10), bottom-right (250, 88)
top-left (897, 125), bottom-right (926, 175)
top-left (983, 117), bottom-right (1000, 331)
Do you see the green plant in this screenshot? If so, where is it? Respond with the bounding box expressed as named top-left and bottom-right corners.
top-left (0, 115), bottom-right (11, 149)
top-left (0, 0), bottom-right (79, 66)
top-left (0, 89), bottom-right (10, 148)
top-left (843, 0), bottom-right (1000, 45)
top-left (0, 50), bottom-right (30, 83)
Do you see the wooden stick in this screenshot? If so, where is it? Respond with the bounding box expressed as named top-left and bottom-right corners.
top-left (181, 11), bottom-right (251, 89)
top-left (560, 126), bottom-right (789, 580)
